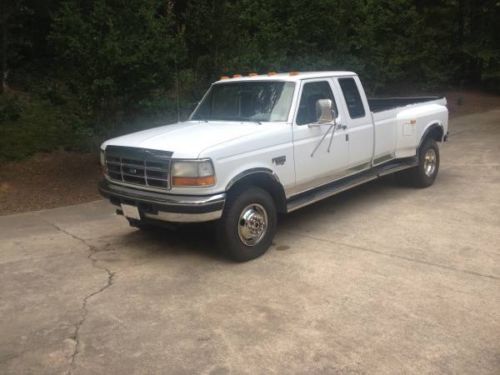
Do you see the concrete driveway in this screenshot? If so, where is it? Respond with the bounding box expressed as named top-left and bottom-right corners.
top-left (1, 110), bottom-right (500, 374)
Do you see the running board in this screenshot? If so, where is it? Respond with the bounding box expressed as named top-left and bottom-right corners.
top-left (286, 157), bottom-right (417, 213)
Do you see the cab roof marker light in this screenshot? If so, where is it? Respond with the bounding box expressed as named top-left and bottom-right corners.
top-left (267, 71), bottom-right (277, 76)
top-left (220, 76), bottom-right (230, 80)
top-left (233, 74), bottom-right (242, 78)
top-left (289, 71), bottom-right (299, 76)
top-left (248, 73), bottom-right (258, 76)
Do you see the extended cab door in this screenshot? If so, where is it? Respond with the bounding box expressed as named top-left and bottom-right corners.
top-left (335, 76), bottom-right (374, 171)
top-left (290, 78), bottom-right (349, 195)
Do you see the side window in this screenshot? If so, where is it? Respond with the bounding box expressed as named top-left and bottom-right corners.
top-left (296, 81), bottom-right (337, 125)
top-left (339, 78), bottom-right (366, 119)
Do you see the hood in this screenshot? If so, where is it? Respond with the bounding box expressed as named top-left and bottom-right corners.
top-left (101, 121), bottom-right (265, 158)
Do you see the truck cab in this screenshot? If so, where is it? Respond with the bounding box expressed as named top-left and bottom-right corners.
top-left (99, 71), bottom-right (448, 261)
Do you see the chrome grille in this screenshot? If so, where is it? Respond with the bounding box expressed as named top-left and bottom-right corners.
top-left (105, 146), bottom-right (173, 189)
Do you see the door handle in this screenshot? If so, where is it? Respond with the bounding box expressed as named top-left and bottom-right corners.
top-left (336, 124), bottom-right (347, 130)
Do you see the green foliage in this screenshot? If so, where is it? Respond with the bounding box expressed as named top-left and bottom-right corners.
top-left (1, 0), bottom-right (499, 161)
top-left (0, 94), bottom-right (22, 121)
top-left (49, 0), bottom-right (183, 123)
top-left (179, 0), bottom-right (500, 92)
top-left (0, 93), bottom-right (90, 160)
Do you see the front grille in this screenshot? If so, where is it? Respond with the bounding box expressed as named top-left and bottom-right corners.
top-left (105, 146), bottom-right (173, 189)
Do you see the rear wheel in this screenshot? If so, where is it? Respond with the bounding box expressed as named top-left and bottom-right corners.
top-left (399, 138), bottom-right (440, 187)
top-left (217, 187), bottom-right (277, 262)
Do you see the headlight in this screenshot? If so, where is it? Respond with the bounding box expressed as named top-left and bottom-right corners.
top-left (171, 159), bottom-right (215, 187)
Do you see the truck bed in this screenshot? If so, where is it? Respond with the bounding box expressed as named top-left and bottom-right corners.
top-left (368, 96), bottom-right (443, 113)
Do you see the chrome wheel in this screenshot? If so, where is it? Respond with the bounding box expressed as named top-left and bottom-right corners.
top-left (238, 203), bottom-right (268, 246)
top-left (423, 148), bottom-right (437, 177)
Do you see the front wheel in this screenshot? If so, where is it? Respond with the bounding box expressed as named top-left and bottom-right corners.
top-left (216, 187), bottom-right (277, 262)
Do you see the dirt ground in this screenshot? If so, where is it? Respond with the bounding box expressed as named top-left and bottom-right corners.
top-left (1, 89), bottom-right (499, 215)
top-left (0, 151), bottom-right (101, 215)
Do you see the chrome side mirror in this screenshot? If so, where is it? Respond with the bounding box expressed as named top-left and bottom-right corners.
top-left (316, 99), bottom-right (336, 124)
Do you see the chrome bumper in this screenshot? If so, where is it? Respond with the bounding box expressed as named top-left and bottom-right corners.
top-left (98, 179), bottom-right (225, 223)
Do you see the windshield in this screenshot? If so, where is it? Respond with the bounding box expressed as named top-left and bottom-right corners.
top-left (191, 81), bottom-right (295, 122)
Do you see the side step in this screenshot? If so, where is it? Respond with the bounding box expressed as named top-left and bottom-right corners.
top-left (286, 157), bottom-right (417, 213)
top-left (376, 157), bottom-right (418, 177)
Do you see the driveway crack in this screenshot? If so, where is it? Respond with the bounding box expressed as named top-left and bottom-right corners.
top-left (40, 218), bottom-right (115, 375)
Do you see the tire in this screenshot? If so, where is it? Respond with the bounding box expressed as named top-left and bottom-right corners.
top-left (400, 138), bottom-right (440, 188)
top-left (216, 187), bottom-right (277, 262)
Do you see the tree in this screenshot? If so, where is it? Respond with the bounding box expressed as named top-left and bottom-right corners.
top-left (0, 0), bottom-right (30, 92)
top-left (455, 0), bottom-right (500, 85)
top-left (50, 0), bottom-right (184, 123)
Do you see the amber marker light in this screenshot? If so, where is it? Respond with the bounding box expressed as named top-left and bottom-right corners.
top-left (248, 73), bottom-right (258, 76)
top-left (172, 176), bottom-right (216, 186)
top-left (233, 74), bottom-right (242, 78)
top-left (220, 76), bottom-right (230, 80)
top-left (267, 71), bottom-right (277, 76)
top-left (289, 71), bottom-right (299, 76)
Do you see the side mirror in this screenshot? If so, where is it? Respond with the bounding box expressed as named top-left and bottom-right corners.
top-left (316, 99), bottom-right (336, 124)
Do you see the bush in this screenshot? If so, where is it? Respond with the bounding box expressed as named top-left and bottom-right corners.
top-left (0, 94), bottom-right (23, 122)
top-left (0, 92), bottom-right (92, 161)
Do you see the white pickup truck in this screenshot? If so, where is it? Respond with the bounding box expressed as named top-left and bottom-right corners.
top-left (99, 71), bottom-right (448, 261)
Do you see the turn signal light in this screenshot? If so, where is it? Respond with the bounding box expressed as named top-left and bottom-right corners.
top-left (172, 176), bottom-right (216, 187)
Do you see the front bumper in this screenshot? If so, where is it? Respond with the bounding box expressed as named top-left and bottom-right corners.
top-left (98, 179), bottom-right (225, 223)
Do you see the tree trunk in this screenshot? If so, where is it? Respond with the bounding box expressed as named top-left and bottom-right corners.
top-left (468, 0), bottom-right (484, 84)
top-left (1, 12), bottom-right (7, 93)
top-left (457, 0), bottom-right (464, 46)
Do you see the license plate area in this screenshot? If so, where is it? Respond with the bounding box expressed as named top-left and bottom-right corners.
top-left (121, 204), bottom-right (141, 220)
